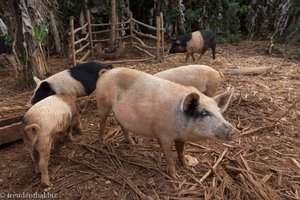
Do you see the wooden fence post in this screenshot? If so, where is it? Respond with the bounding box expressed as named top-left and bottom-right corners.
top-left (160, 12), bottom-right (164, 60)
top-left (86, 7), bottom-right (94, 56)
top-left (129, 12), bottom-right (133, 47)
top-left (70, 16), bottom-right (76, 66)
top-left (156, 15), bottom-right (161, 61)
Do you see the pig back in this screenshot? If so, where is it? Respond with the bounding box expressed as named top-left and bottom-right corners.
top-left (45, 71), bottom-right (86, 97)
top-left (154, 65), bottom-right (221, 97)
top-left (24, 95), bottom-right (75, 134)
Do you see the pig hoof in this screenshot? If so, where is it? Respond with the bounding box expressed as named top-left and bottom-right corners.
top-left (42, 181), bottom-right (53, 191)
top-left (43, 186), bottom-right (52, 192)
top-left (74, 127), bottom-right (83, 134)
top-left (170, 172), bottom-right (180, 180)
top-left (68, 135), bottom-right (75, 142)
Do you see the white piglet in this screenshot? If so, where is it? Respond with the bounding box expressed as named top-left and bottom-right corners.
top-left (96, 67), bottom-right (238, 178)
top-left (155, 65), bottom-right (221, 97)
top-left (22, 95), bottom-right (82, 188)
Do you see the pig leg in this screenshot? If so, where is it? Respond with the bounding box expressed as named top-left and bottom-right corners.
top-left (37, 143), bottom-right (52, 187)
top-left (159, 138), bottom-right (177, 179)
top-left (211, 42), bottom-right (216, 59)
top-left (191, 52), bottom-right (196, 61)
top-left (98, 105), bottom-right (111, 143)
top-left (67, 126), bottom-right (75, 142)
top-left (175, 141), bottom-right (188, 168)
top-left (185, 52), bottom-right (191, 62)
top-left (120, 125), bottom-right (135, 144)
top-left (72, 113), bottom-right (83, 134)
top-left (31, 147), bottom-right (40, 173)
top-left (113, 116), bottom-right (135, 144)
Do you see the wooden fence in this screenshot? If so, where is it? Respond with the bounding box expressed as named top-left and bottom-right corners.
top-left (69, 9), bottom-right (165, 65)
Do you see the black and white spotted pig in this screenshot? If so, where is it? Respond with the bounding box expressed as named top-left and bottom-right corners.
top-left (96, 67), bottom-right (239, 179)
top-left (22, 94), bottom-right (82, 188)
top-left (169, 30), bottom-right (216, 61)
top-left (30, 61), bottom-right (113, 105)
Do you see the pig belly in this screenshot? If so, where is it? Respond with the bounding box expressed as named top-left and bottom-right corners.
top-left (113, 102), bottom-right (157, 138)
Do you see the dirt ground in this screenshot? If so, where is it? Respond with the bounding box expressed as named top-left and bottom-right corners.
top-left (0, 41), bottom-right (299, 200)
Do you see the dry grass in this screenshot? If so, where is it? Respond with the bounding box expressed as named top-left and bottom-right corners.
top-left (0, 41), bottom-right (299, 199)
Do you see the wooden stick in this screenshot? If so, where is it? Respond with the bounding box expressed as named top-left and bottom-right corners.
top-left (197, 148), bottom-right (228, 184)
top-left (160, 12), bottom-right (164, 60)
top-left (75, 42), bottom-right (90, 54)
top-left (74, 33), bottom-right (89, 45)
top-left (224, 66), bottom-right (272, 75)
top-left (79, 50), bottom-right (91, 62)
top-left (241, 124), bottom-right (275, 136)
top-left (156, 15), bottom-right (161, 61)
top-left (69, 16), bottom-right (76, 65)
top-left (132, 36), bottom-right (156, 49)
top-left (73, 23), bottom-right (88, 34)
top-left (86, 7), bottom-right (94, 56)
top-left (133, 29), bottom-right (157, 40)
top-left (132, 18), bottom-right (156, 31)
top-left (291, 158), bottom-right (300, 170)
top-left (96, 57), bottom-right (154, 64)
top-left (133, 45), bottom-right (155, 57)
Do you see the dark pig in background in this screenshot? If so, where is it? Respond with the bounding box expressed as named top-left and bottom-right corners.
top-left (29, 61), bottom-right (113, 105)
top-left (169, 30), bottom-right (216, 61)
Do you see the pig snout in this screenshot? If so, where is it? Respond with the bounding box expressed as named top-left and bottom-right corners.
top-left (214, 123), bottom-right (239, 141)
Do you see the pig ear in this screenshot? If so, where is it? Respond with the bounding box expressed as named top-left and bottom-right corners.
top-left (175, 40), bottom-right (180, 45)
top-left (183, 92), bottom-right (200, 116)
top-left (33, 76), bottom-right (41, 85)
top-left (213, 88), bottom-right (234, 113)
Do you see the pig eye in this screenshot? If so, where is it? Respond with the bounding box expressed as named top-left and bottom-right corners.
top-left (200, 109), bottom-right (210, 117)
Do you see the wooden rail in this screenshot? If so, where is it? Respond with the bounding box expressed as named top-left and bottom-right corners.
top-left (69, 9), bottom-right (164, 65)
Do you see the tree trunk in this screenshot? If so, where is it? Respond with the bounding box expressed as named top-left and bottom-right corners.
top-left (49, 11), bottom-right (61, 53)
top-left (178, 0), bottom-right (186, 34)
top-left (109, 0), bottom-right (116, 52)
top-left (11, 0), bottom-right (48, 86)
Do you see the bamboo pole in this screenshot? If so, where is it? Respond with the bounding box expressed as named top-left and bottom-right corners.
top-left (70, 16), bottom-right (76, 65)
top-left (156, 15), bottom-right (161, 61)
top-left (86, 7), bottom-right (94, 56)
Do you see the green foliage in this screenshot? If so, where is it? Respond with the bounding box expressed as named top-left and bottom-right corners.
top-left (33, 21), bottom-right (48, 42)
top-left (4, 35), bottom-right (13, 46)
top-left (163, 6), bottom-right (180, 25)
top-left (185, 9), bottom-right (199, 32)
top-left (58, 0), bottom-right (86, 28)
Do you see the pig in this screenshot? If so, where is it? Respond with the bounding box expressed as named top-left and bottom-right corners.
top-left (30, 61), bottom-right (113, 105)
top-left (154, 64), bottom-right (222, 97)
top-left (95, 67), bottom-right (238, 178)
top-left (22, 94), bottom-right (82, 188)
top-left (169, 30), bottom-right (216, 61)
